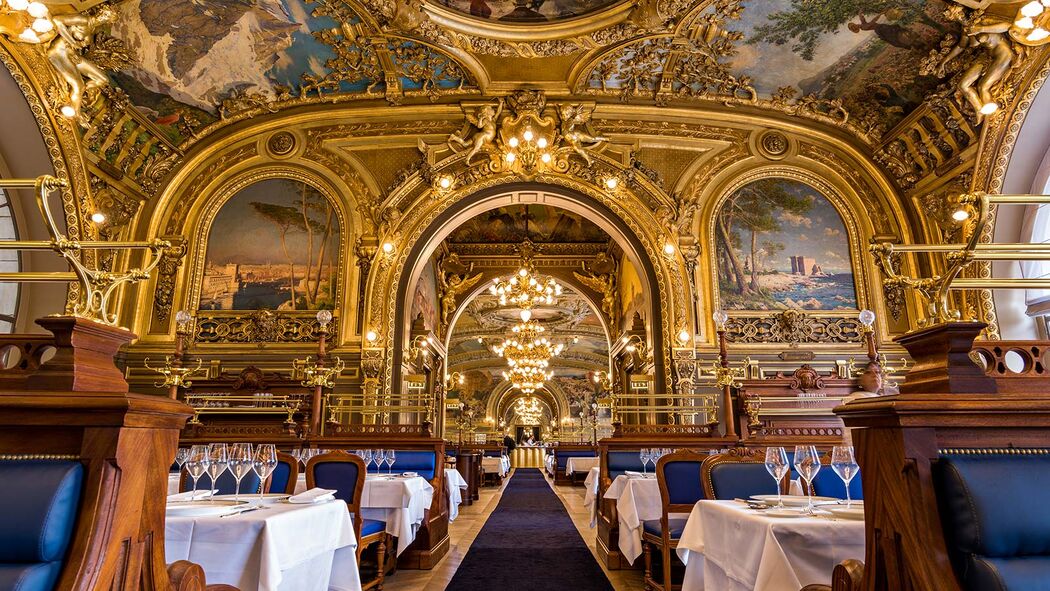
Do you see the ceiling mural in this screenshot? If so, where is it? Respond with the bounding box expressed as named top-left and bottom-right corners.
top-left (446, 205), bottom-right (610, 244)
top-left (435, 0), bottom-right (625, 23)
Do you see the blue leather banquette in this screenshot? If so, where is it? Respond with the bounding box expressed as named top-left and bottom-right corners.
top-left (384, 450), bottom-right (437, 480)
top-left (607, 450), bottom-right (646, 480)
top-left (554, 449), bottom-right (597, 472)
top-left (933, 452), bottom-right (1050, 591)
top-left (0, 460), bottom-right (84, 591)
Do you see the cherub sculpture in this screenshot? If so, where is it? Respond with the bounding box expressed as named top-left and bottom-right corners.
top-left (439, 266), bottom-right (484, 330)
top-left (935, 11), bottom-right (1014, 121)
top-left (559, 104), bottom-right (607, 165)
top-left (1, 6), bottom-right (118, 121)
top-left (574, 259), bottom-right (617, 325)
top-left (449, 99), bottom-right (504, 165)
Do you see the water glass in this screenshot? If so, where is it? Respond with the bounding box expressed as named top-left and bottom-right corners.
top-left (184, 444), bottom-right (210, 499)
top-left (361, 449), bottom-right (374, 471)
top-left (373, 449), bottom-right (386, 473)
top-left (206, 443), bottom-right (229, 500)
top-left (253, 444), bottom-right (278, 501)
top-left (386, 450), bottom-right (397, 475)
top-left (228, 443), bottom-right (254, 501)
top-left (764, 447), bottom-right (789, 509)
top-left (831, 445), bottom-right (860, 508)
top-left (174, 447), bottom-right (190, 469)
top-left (794, 445), bottom-right (821, 514)
top-left (639, 449), bottom-right (651, 475)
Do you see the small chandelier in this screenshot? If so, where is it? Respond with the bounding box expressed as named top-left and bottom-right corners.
top-left (493, 320), bottom-right (565, 364)
top-left (503, 362), bottom-right (553, 394)
top-left (489, 262), bottom-right (562, 321)
top-left (515, 396), bottom-right (543, 424)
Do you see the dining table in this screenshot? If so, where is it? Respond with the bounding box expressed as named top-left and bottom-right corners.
top-left (676, 500), bottom-right (866, 591)
top-left (583, 466), bottom-right (600, 527)
top-left (445, 467), bottom-right (469, 521)
top-left (294, 473), bottom-right (435, 556)
top-left (565, 456), bottom-right (600, 476)
top-left (602, 473), bottom-right (662, 564)
top-left (481, 455), bottom-right (510, 477)
top-left (165, 497), bottom-right (362, 591)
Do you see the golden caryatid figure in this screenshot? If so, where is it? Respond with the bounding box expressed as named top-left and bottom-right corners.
top-left (448, 99), bottom-right (504, 165)
top-left (0, 6), bottom-right (117, 120)
top-left (935, 11), bottom-right (1015, 119)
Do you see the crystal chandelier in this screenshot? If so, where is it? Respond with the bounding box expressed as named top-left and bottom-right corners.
top-left (488, 262), bottom-right (562, 321)
top-left (502, 361), bottom-right (553, 394)
top-left (492, 320), bottom-right (565, 364)
top-left (515, 396), bottom-right (543, 424)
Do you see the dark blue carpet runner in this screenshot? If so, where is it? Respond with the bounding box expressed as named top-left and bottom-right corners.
top-left (444, 469), bottom-right (615, 591)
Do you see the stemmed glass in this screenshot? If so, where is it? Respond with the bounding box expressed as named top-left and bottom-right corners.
top-left (175, 448), bottom-right (190, 470)
top-left (206, 443), bottom-right (228, 501)
top-left (253, 444), bottom-right (278, 502)
top-left (831, 445), bottom-right (860, 508)
top-left (184, 444), bottom-right (210, 500)
top-left (386, 450), bottom-right (396, 475)
top-left (228, 443), bottom-right (254, 501)
top-left (639, 449), bottom-right (651, 475)
top-left (361, 449), bottom-right (374, 472)
top-left (764, 447), bottom-right (789, 509)
top-left (794, 445), bottom-right (821, 514)
top-left (373, 449), bottom-right (386, 474)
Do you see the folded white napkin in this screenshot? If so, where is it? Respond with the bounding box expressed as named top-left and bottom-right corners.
top-left (402, 472), bottom-right (418, 478)
top-left (288, 487), bottom-right (336, 504)
top-left (625, 471), bottom-right (651, 478)
top-left (167, 489), bottom-right (216, 502)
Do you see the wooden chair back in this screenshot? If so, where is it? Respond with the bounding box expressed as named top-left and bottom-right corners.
top-left (701, 447), bottom-right (787, 500)
top-left (270, 452), bottom-right (300, 494)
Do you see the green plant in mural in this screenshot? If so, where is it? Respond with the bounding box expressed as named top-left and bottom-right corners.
top-left (250, 181), bottom-right (336, 311)
top-left (716, 179), bottom-right (811, 296)
top-left (750, 0), bottom-right (944, 61)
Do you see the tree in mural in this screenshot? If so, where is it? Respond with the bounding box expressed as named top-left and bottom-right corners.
top-left (250, 181), bottom-right (336, 310)
top-left (716, 179), bottom-right (812, 296)
top-left (749, 0), bottom-right (945, 61)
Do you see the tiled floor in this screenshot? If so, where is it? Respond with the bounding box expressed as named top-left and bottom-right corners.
top-left (384, 470), bottom-right (646, 591)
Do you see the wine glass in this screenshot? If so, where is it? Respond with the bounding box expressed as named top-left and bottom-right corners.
top-left (831, 445), bottom-right (860, 508)
top-left (228, 443), bottom-right (254, 501)
top-left (361, 449), bottom-right (374, 472)
top-left (386, 450), bottom-right (396, 475)
top-left (206, 443), bottom-right (228, 501)
top-left (253, 444), bottom-right (278, 502)
top-left (373, 449), bottom-right (386, 474)
top-left (794, 445), bottom-right (821, 514)
top-left (184, 444), bottom-right (210, 500)
top-left (639, 449), bottom-right (651, 475)
top-left (175, 447), bottom-right (190, 470)
top-left (764, 447), bottom-right (789, 509)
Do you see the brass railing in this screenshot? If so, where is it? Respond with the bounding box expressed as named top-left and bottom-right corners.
top-left (184, 393), bottom-right (302, 425)
top-left (0, 176), bottom-right (171, 326)
top-left (872, 191), bottom-right (1050, 326)
top-left (614, 392), bottom-right (719, 426)
top-left (324, 391), bottom-right (432, 428)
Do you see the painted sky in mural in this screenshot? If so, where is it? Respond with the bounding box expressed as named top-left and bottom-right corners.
top-left (447, 205), bottom-right (609, 243)
top-left (715, 178), bottom-right (857, 311)
top-left (437, 0), bottom-right (622, 23)
top-left (199, 178), bottom-right (339, 311)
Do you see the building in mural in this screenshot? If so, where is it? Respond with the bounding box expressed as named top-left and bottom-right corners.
top-left (199, 178), bottom-right (339, 311)
top-left (715, 178), bottom-right (857, 311)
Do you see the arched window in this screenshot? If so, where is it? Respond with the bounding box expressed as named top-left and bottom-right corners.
top-left (1021, 150), bottom-right (1050, 318)
top-left (0, 188), bottom-right (20, 331)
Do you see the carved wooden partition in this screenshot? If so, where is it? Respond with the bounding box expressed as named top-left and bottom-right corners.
top-left (0, 317), bottom-right (227, 591)
top-left (735, 364), bottom-right (857, 446)
top-left (831, 323), bottom-right (1050, 591)
top-left (309, 429), bottom-right (449, 570)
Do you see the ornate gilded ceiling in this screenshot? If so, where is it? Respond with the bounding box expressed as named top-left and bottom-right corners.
top-left (98, 0), bottom-right (970, 148)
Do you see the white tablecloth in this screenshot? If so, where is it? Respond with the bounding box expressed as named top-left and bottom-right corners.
top-left (583, 467), bottom-right (600, 527)
top-left (677, 500), bottom-right (865, 591)
top-left (165, 499), bottom-right (361, 591)
top-left (544, 454), bottom-right (555, 475)
top-left (295, 474), bottom-right (435, 556)
top-left (482, 456), bottom-right (509, 476)
top-left (603, 474), bottom-right (664, 564)
top-left (566, 457), bottom-right (600, 475)
top-left (445, 468), bottom-right (468, 522)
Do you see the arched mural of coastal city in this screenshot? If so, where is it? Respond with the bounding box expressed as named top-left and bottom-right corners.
top-left (715, 178), bottom-right (857, 312)
top-left (198, 178), bottom-right (340, 311)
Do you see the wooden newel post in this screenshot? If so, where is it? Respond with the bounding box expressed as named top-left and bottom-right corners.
top-left (311, 324), bottom-right (328, 437)
top-left (893, 321), bottom-right (996, 395)
top-left (717, 325), bottom-right (737, 439)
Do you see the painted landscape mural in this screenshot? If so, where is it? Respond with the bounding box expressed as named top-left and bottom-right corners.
top-left (438, 0), bottom-right (621, 23)
top-left (715, 178), bottom-right (857, 311)
top-left (199, 178), bottom-right (339, 311)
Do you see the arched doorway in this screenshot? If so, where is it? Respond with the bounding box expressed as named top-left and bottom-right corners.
top-left (391, 182), bottom-right (669, 393)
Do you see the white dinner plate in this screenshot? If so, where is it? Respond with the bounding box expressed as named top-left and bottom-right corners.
top-left (751, 494), bottom-right (838, 507)
top-left (826, 506), bottom-right (865, 521)
top-left (763, 508), bottom-right (807, 518)
top-left (213, 493), bottom-right (289, 504)
top-left (166, 499), bottom-right (248, 517)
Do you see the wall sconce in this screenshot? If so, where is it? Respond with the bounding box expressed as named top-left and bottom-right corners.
top-left (663, 242), bottom-right (676, 256)
top-left (712, 309), bottom-right (729, 331)
top-left (90, 211), bottom-right (106, 224)
top-left (604, 176), bottom-right (620, 191)
top-left (433, 174), bottom-right (454, 193)
top-left (677, 328), bottom-right (691, 344)
top-left (410, 334), bottom-right (431, 362)
top-left (365, 329), bottom-right (379, 343)
top-left (592, 370), bottom-right (612, 391)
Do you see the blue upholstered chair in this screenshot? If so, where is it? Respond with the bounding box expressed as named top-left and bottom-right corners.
top-left (388, 450), bottom-right (437, 480)
top-left (701, 448), bottom-right (785, 500)
top-left (180, 466), bottom-right (263, 496)
top-left (267, 452), bottom-right (299, 495)
top-left (642, 451), bottom-right (707, 591)
top-left (932, 452), bottom-right (1050, 591)
top-left (0, 460), bottom-right (84, 591)
top-left (307, 451), bottom-right (389, 591)
top-left (607, 450), bottom-right (646, 480)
